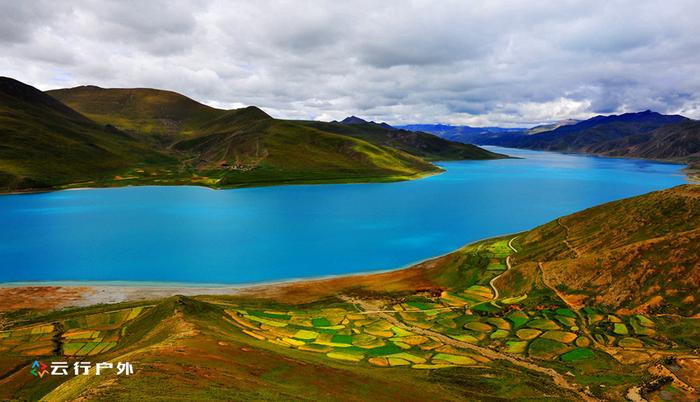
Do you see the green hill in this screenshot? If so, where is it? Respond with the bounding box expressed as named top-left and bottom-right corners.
top-left (2, 77), bottom-right (506, 192)
top-left (0, 77), bottom-right (174, 191)
top-left (171, 116), bottom-right (441, 187)
top-left (47, 85), bottom-right (506, 161)
top-left (46, 85), bottom-right (225, 137)
top-left (42, 84), bottom-right (505, 187)
top-left (300, 118), bottom-right (506, 161)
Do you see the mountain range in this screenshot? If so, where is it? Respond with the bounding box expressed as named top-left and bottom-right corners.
top-left (400, 111), bottom-right (700, 172)
top-left (395, 123), bottom-right (524, 144)
top-left (0, 77), bottom-right (504, 192)
top-left (479, 110), bottom-right (688, 151)
top-left (0, 78), bottom-right (174, 190)
top-left (3, 74), bottom-right (698, 192)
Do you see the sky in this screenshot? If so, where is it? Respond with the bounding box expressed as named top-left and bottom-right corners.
top-left (1, 0), bottom-right (700, 127)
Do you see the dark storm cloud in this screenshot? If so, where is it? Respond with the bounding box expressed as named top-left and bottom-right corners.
top-left (1, 0), bottom-right (699, 126)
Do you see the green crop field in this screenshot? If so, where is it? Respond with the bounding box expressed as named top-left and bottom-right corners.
top-left (560, 347), bottom-right (595, 362)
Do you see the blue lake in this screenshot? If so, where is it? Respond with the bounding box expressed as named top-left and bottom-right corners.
top-left (0, 147), bottom-right (687, 285)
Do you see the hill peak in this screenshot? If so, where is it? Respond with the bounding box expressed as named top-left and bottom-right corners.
top-left (239, 105), bottom-right (272, 120)
top-left (75, 85), bottom-right (104, 90)
top-left (621, 109), bottom-right (661, 117)
top-left (339, 116), bottom-right (396, 130)
top-left (340, 116), bottom-right (368, 125)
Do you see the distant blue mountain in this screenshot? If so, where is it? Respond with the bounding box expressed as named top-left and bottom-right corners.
top-left (395, 111), bottom-right (698, 168)
top-left (480, 110), bottom-right (689, 151)
top-left (395, 124), bottom-right (525, 144)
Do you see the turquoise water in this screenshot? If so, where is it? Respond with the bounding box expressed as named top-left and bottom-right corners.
top-left (0, 147), bottom-right (687, 284)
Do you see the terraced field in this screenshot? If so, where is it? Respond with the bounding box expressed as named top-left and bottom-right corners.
top-left (224, 305), bottom-right (490, 369)
top-left (0, 306), bottom-right (149, 358)
top-left (223, 280), bottom-right (671, 371)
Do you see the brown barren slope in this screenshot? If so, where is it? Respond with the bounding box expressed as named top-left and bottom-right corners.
top-left (508, 185), bottom-right (700, 315)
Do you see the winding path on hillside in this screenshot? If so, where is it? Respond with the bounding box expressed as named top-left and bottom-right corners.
top-left (489, 236), bottom-right (518, 300)
top-left (557, 218), bottom-right (581, 258)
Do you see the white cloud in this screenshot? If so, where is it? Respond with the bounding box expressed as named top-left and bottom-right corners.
top-left (1, 0), bottom-right (699, 126)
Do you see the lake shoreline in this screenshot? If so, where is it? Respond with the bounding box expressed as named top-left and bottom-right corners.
top-left (1, 147), bottom-right (688, 286)
top-left (2, 148), bottom-right (691, 196)
top-left (0, 232), bottom-right (521, 311)
top-left (0, 167), bottom-right (447, 196)
top-left (0, 231), bottom-right (520, 288)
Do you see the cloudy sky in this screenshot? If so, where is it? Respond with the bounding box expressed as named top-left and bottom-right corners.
top-left (2, 0), bottom-right (700, 127)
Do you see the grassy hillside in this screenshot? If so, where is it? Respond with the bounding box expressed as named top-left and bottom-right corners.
top-left (172, 113), bottom-right (505, 185)
top-left (300, 120), bottom-right (507, 161)
top-left (46, 85), bottom-right (225, 137)
top-left (172, 117), bottom-right (441, 187)
top-left (46, 85), bottom-right (505, 163)
top-left (0, 77), bottom-right (175, 191)
top-left (1, 78), bottom-right (507, 192)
